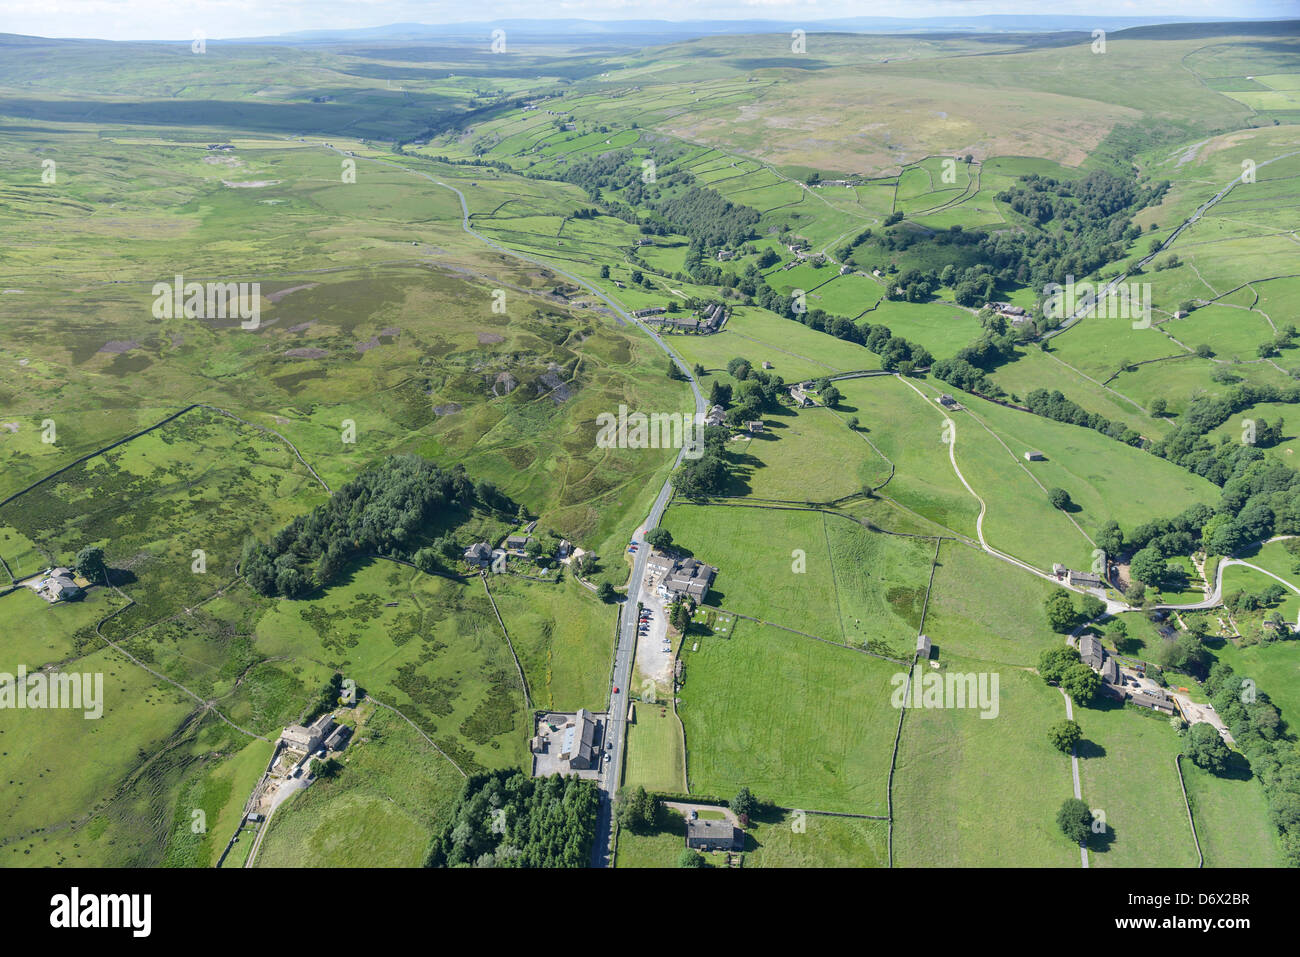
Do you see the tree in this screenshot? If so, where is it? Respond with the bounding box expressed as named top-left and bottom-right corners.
top-left (1079, 595), bottom-right (1106, 621)
top-left (845, 415), bottom-right (859, 430)
top-left (1060, 662), bottom-right (1102, 706)
top-left (1039, 645), bottom-right (1081, 684)
top-left (667, 358), bottom-right (685, 380)
top-left (312, 757), bottom-right (343, 779)
top-left (74, 545), bottom-right (106, 584)
top-left (669, 597), bottom-right (693, 632)
top-left (730, 786), bottom-right (757, 818)
top-left (820, 384), bottom-right (842, 407)
top-left (616, 786), bottom-right (659, 831)
top-left (597, 582), bottom-right (617, 603)
top-left (1048, 719), bottom-right (1083, 753)
top-left (693, 363), bottom-right (706, 379)
top-left (1047, 487), bottom-right (1072, 510)
top-left (1184, 721), bottom-right (1231, 773)
top-left (678, 848), bottom-right (705, 867)
top-left (1057, 797), bottom-right (1092, 844)
top-left (726, 357), bottom-right (752, 380)
top-left (599, 264), bottom-right (610, 279)
top-left (1150, 397), bottom-right (1167, 416)
top-left (1128, 546), bottom-right (1167, 588)
top-left (1044, 590), bottom-right (1078, 633)
top-left (643, 527), bottom-right (673, 549)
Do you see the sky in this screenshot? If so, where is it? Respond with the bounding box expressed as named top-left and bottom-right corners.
top-left (0, 0), bottom-right (1292, 41)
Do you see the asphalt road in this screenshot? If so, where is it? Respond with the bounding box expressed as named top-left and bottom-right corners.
top-left (317, 144), bottom-right (706, 867)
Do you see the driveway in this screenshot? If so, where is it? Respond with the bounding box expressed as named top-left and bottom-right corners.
top-left (664, 801), bottom-right (740, 827)
top-left (1173, 695), bottom-right (1235, 745)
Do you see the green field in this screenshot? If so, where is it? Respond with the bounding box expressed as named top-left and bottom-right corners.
top-left (623, 705), bottom-right (687, 793)
top-left (254, 706), bottom-right (464, 867)
top-left (892, 657), bottom-right (1080, 867)
top-left (677, 620), bottom-right (901, 815)
top-left (4, 17), bottom-right (1300, 868)
top-left (615, 806), bottom-right (886, 868)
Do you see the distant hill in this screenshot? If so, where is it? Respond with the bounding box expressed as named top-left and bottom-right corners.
top-left (3, 14), bottom-right (1286, 46)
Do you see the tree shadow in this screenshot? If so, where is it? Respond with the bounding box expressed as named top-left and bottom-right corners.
top-left (1075, 738), bottom-right (1107, 760)
top-left (1088, 821), bottom-right (1117, 854)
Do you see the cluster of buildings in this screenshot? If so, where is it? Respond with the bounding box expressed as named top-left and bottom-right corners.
top-left (651, 303), bottom-right (727, 334)
top-left (463, 533), bottom-right (574, 567)
top-left (30, 567), bottom-right (83, 603)
top-left (631, 305), bottom-right (665, 318)
top-left (647, 551), bottom-right (718, 603)
top-left (1052, 563), bottom-right (1105, 591)
top-left (1079, 634), bottom-right (1176, 715)
top-left (530, 709), bottom-right (606, 776)
top-left (989, 302), bottom-right (1033, 328)
top-left (281, 712), bottom-right (351, 755)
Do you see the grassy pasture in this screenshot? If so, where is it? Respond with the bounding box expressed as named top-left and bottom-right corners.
top-left (615, 806), bottom-right (886, 868)
top-left (921, 542), bottom-right (1066, 667)
top-left (1180, 758), bottom-right (1284, 868)
top-left (1074, 699), bottom-right (1235, 868)
top-left (725, 405), bottom-right (891, 502)
top-left (677, 620), bottom-right (900, 815)
top-left (254, 559), bottom-right (530, 776)
top-left (892, 655), bottom-right (1080, 867)
top-left (254, 706), bottom-right (464, 867)
top-left (833, 375), bottom-right (981, 538)
top-left (622, 705), bottom-right (687, 794)
top-left (661, 502), bottom-right (932, 651)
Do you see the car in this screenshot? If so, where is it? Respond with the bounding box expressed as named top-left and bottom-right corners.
top-left (607, 741), bottom-right (613, 750)
top-left (613, 686), bottom-right (619, 694)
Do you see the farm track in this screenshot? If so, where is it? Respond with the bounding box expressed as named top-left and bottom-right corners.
top-left (1041, 148), bottom-right (1300, 345)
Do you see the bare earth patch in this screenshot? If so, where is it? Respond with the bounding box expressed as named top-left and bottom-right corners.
top-left (284, 347), bottom-right (329, 358)
top-left (97, 340), bottom-right (140, 354)
top-left (266, 283), bottom-right (319, 304)
top-left (478, 332), bottom-right (505, 344)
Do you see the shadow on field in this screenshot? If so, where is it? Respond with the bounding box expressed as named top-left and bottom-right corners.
top-left (1088, 822), bottom-right (1117, 855)
top-left (1075, 738), bottom-right (1107, 760)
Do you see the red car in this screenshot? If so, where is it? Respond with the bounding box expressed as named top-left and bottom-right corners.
top-left (613, 686), bottom-right (619, 694)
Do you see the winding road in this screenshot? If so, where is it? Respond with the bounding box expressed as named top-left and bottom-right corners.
top-left (1154, 539), bottom-right (1300, 627)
